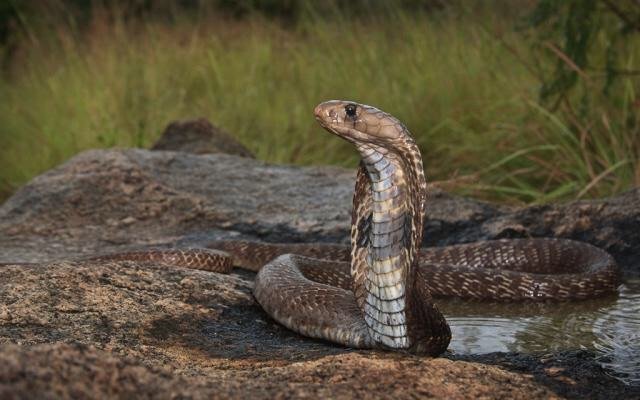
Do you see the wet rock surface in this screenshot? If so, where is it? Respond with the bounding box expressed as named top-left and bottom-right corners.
top-left (0, 149), bottom-right (639, 398)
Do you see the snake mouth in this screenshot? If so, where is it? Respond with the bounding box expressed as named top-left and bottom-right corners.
top-left (313, 103), bottom-right (324, 118)
top-left (313, 103), bottom-right (336, 130)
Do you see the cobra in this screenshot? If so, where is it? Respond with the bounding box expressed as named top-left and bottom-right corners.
top-left (4, 101), bottom-right (620, 355)
top-left (212, 100), bottom-right (620, 355)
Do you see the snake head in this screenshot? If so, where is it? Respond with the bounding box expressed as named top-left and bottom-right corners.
top-left (314, 100), bottom-right (409, 145)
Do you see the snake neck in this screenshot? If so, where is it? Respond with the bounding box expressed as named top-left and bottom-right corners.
top-left (350, 137), bottom-right (450, 354)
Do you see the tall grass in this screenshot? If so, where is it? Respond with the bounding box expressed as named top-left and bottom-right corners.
top-left (0, 3), bottom-right (638, 204)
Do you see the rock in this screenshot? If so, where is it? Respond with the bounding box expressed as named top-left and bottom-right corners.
top-left (3, 261), bottom-right (632, 399)
top-left (151, 118), bottom-right (254, 158)
top-left (0, 149), bottom-right (353, 263)
top-left (0, 342), bottom-right (562, 399)
top-left (0, 148), bottom-right (639, 398)
top-left (0, 149), bottom-right (637, 276)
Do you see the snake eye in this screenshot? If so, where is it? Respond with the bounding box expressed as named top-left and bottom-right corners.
top-left (345, 104), bottom-right (357, 118)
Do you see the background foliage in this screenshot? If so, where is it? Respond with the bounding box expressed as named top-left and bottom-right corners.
top-left (0, 0), bottom-right (638, 204)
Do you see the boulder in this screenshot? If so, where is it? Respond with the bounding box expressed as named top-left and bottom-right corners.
top-left (152, 118), bottom-right (254, 158)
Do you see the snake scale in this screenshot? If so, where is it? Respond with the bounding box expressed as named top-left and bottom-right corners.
top-left (3, 100), bottom-right (620, 356)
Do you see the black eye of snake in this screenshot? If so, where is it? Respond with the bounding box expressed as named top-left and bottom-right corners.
top-left (345, 104), bottom-right (357, 118)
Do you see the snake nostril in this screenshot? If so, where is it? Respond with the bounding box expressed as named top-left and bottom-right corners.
top-left (329, 109), bottom-right (336, 118)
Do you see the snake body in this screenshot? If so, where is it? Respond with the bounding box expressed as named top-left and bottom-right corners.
top-left (5, 101), bottom-right (620, 355)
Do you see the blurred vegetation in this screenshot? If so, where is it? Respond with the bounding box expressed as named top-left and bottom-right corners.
top-left (0, 0), bottom-right (638, 204)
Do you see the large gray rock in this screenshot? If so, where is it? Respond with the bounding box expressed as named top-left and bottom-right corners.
top-left (0, 149), bottom-right (638, 398)
top-left (0, 149), bottom-right (354, 263)
top-left (0, 148), bottom-right (638, 275)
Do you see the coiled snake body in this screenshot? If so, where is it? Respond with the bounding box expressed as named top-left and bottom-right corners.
top-left (8, 101), bottom-right (620, 356)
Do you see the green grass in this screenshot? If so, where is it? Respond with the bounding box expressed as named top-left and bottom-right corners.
top-left (1, 3), bottom-right (638, 204)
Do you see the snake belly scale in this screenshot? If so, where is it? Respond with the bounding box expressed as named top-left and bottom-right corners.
top-left (5, 100), bottom-right (619, 356)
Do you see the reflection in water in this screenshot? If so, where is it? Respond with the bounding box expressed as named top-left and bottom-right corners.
top-left (440, 279), bottom-right (640, 386)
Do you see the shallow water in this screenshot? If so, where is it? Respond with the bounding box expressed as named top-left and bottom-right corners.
top-left (442, 279), bottom-right (640, 386)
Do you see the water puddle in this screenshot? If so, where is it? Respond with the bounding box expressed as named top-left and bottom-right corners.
top-left (441, 279), bottom-right (640, 386)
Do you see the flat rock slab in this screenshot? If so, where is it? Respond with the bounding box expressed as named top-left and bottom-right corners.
top-left (0, 149), bottom-right (639, 398)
